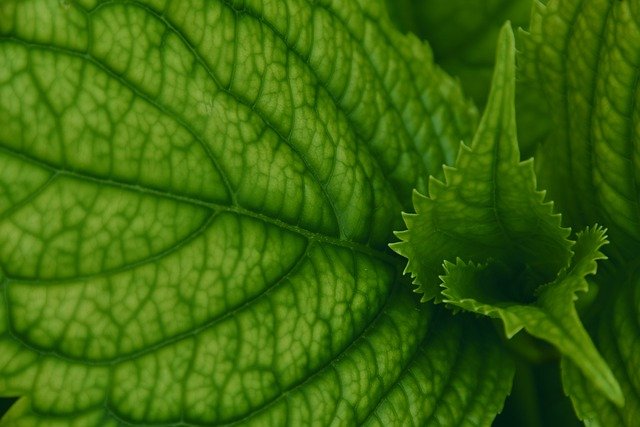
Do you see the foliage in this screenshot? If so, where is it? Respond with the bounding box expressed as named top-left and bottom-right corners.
top-left (0, 0), bottom-right (638, 425)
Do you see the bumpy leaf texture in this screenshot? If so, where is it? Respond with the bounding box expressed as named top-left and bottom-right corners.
top-left (0, 0), bottom-right (514, 425)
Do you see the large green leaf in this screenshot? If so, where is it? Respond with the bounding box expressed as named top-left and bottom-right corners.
top-left (0, 0), bottom-right (514, 425)
top-left (521, 0), bottom-right (640, 259)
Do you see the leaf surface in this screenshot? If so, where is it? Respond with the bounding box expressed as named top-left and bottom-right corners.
top-left (0, 0), bottom-right (513, 425)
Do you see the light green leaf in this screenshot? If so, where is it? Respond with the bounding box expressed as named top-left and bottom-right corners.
top-left (441, 226), bottom-right (623, 406)
top-left (561, 270), bottom-right (640, 426)
top-left (391, 23), bottom-right (572, 302)
top-left (0, 0), bottom-right (513, 425)
top-left (521, 0), bottom-right (640, 259)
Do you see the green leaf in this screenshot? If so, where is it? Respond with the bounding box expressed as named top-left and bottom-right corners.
top-left (561, 270), bottom-right (640, 426)
top-left (0, 0), bottom-right (514, 425)
top-left (391, 23), bottom-right (572, 302)
top-left (521, 0), bottom-right (640, 259)
top-left (441, 226), bottom-right (624, 406)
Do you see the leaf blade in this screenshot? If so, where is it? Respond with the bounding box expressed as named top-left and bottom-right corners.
top-left (0, 0), bottom-right (512, 425)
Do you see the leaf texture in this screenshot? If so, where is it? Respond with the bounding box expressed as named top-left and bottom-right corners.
top-left (0, 0), bottom-right (514, 425)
